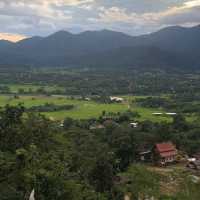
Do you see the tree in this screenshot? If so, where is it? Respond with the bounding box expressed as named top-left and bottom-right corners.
top-left (172, 114), bottom-right (188, 131)
top-left (89, 157), bottom-right (114, 193)
top-left (122, 165), bottom-right (160, 200)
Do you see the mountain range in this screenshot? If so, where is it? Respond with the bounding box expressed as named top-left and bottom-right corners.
top-left (0, 25), bottom-right (200, 69)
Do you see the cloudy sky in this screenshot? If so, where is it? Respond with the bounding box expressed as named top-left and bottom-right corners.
top-left (0, 0), bottom-right (200, 41)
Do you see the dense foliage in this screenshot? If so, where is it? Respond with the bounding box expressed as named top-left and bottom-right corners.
top-left (0, 68), bottom-right (200, 97)
top-left (1, 105), bottom-right (200, 199)
top-left (27, 103), bottom-right (74, 112)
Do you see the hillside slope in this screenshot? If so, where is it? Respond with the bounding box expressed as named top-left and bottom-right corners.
top-left (0, 25), bottom-right (200, 69)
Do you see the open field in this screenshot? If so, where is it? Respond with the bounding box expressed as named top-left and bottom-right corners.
top-left (0, 94), bottom-right (176, 121)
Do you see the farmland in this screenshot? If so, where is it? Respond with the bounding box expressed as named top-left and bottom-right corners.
top-left (0, 94), bottom-right (175, 121)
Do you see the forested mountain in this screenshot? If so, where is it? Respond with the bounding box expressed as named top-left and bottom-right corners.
top-left (0, 40), bottom-right (14, 51)
top-left (0, 25), bottom-right (200, 69)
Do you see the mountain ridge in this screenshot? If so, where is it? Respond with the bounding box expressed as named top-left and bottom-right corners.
top-left (0, 25), bottom-right (200, 69)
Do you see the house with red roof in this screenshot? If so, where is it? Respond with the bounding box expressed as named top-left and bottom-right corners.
top-left (153, 142), bottom-right (178, 166)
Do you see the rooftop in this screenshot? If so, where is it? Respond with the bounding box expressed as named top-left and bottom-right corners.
top-left (156, 142), bottom-right (176, 153)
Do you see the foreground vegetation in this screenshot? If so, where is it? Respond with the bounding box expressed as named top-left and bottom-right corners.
top-left (1, 105), bottom-right (200, 199)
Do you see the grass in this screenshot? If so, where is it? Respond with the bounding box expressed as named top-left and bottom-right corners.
top-left (44, 103), bottom-right (127, 120)
top-left (134, 107), bottom-right (172, 122)
top-left (123, 95), bottom-right (172, 122)
top-left (0, 95), bottom-right (175, 121)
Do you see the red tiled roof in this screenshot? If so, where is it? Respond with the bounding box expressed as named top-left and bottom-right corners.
top-left (156, 142), bottom-right (176, 153)
top-left (155, 142), bottom-right (177, 158)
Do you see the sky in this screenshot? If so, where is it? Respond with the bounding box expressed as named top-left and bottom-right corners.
top-left (0, 0), bottom-right (200, 42)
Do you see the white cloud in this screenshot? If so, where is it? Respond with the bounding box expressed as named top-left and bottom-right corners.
top-left (184, 0), bottom-right (200, 7)
top-left (58, 0), bottom-right (94, 6)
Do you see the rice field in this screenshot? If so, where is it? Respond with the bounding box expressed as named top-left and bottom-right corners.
top-left (0, 94), bottom-right (174, 121)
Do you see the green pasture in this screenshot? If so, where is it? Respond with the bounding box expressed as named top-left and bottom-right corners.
top-left (0, 95), bottom-right (175, 121)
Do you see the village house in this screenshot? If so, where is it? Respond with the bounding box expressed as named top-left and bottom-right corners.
top-left (187, 160), bottom-right (200, 170)
top-left (166, 112), bottom-right (177, 116)
top-left (130, 122), bottom-right (138, 128)
top-left (153, 142), bottom-right (178, 166)
top-left (152, 112), bottom-right (163, 115)
top-left (110, 96), bottom-right (124, 103)
top-left (187, 152), bottom-right (200, 170)
top-left (193, 152), bottom-right (200, 160)
top-left (138, 150), bottom-right (152, 162)
top-left (89, 124), bottom-right (105, 130)
top-left (136, 144), bottom-right (152, 163)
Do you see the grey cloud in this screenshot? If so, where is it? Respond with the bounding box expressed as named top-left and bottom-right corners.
top-left (0, 0), bottom-right (200, 37)
top-left (94, 0), bottom-right (189, 13)
top-left (161, 6), bottom-right (200, 25)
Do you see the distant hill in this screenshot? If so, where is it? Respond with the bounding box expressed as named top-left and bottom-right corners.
top-left (0, 25), bottom-right (200, 69)
top-left (0, 40), bottom-right (14, 51)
